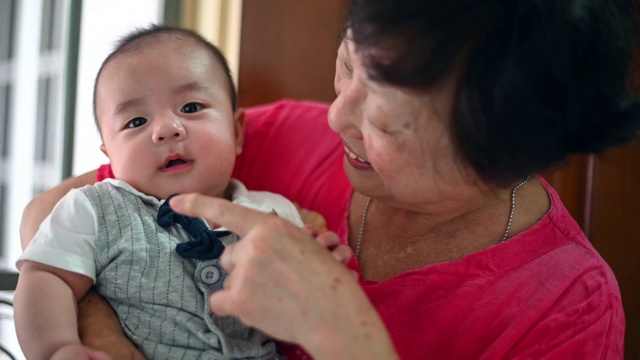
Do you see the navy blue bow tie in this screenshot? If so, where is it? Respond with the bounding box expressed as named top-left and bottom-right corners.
top-left (157, 194), bottom-right (231, 260)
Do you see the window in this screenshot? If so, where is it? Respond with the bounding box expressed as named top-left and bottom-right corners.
top-left (0, 0), bottom-right (17, 260)
top-left (0, 0), bottom-right (81, 264)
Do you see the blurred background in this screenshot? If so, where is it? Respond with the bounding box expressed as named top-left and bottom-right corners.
top-left (0, 0), bottom-right (638, 359)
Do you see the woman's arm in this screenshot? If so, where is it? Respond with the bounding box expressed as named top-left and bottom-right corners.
top-left (19, 170), bottom-right (145, 359)
top-left (78, 291), bottom-right (145, 360)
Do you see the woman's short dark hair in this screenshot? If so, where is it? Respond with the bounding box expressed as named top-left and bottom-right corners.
top-left (347, 0), bottom-right (640, 186)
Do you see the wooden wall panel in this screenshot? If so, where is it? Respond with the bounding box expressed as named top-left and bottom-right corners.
top-left (542, 86), bottom-right (640, 359)
top-left (237, 0), bottom-right (347, 107)
top-left (542, 139), bottom-right (640, 360)
top-left (590, 141), bottom-right (640, 359)
top-left (539, 154), bottom-right (591, 230)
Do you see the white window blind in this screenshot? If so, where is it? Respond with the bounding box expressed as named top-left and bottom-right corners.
top-left (0, 0), bottom-right (80, 267)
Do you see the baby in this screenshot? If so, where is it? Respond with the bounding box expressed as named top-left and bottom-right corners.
top-left (14, 25), bottom-right (302, 360)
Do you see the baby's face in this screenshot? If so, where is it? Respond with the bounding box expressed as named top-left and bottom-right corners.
top-left (95, 37), bottom-right (243, 200)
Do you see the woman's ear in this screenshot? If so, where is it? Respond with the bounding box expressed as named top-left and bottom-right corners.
top-left (233, 108), bottom-right (246, 155)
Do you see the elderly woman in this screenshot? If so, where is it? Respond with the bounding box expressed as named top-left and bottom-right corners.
top-left (21, 0), bottom-right (639, 359)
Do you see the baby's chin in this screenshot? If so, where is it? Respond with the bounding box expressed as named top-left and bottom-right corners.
top-left (125, 177), bottom-right (230, 201)
top-left (132, 185), bottom-right (178, 201)
top-left (155, 187), bottom-right (228, 202)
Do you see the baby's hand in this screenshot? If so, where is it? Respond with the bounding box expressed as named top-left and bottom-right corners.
top-left (296, 204), bottom-right (349, 261)
top-left (295, 203), bottom-right (328, 234)
top-left (50, 344), bottom-right (112, 360)
top-left (302, 225), bottom-right (355, 271)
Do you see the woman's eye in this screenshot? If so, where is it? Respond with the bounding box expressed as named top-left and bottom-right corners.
top-left (181, 102), bottom-right (203, 114)
top-left (367, 118), bottom-right (399, 136)
top-left (343, 61), bottom-right (353, 75)
top-left (126, 117), bottom-right (147, 128)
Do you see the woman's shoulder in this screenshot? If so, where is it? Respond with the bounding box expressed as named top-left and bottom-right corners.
top-left (361, 201), bottom-right (623, 359)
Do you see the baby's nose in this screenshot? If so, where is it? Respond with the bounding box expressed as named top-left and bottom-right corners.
top-left (153, 120), bottom-right (186, 143)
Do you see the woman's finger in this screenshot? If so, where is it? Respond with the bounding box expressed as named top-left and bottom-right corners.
top-left (219, 242), bottom-right (238, 272)
top-left (314, 231), bottom-right (340, 249)
top-left (209, 287), bottom-right (235, 317)
top-left (169, 193), bottom-right (270, 236)
top-left (331, 244), bottom-right (354, 265)
top-left (302, 224), bottom-right (319, 237)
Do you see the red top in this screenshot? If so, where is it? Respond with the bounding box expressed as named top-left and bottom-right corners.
top-left (98, 99), bottom-right (624, 360)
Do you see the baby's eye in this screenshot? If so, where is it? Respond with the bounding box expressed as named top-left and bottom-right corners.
top-left (181, 102), bottom-right (203, 114)
top-left (126, 117), bottom-right (147, 128)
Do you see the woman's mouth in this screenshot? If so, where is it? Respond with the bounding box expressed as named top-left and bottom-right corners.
top-left (344, 145), bottom-right (372, 170)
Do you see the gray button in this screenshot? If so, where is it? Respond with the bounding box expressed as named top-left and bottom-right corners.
top-left (200, 265), bottom-right (221, 285)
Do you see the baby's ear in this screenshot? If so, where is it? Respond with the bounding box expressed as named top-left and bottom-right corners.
top-left (100, 144), bottom-right (108, 157)
top-left (233, 108), bottom-right (246, 155)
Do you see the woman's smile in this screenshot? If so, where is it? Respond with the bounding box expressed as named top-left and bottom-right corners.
top-left (343, 144), bottom-right (372, 170)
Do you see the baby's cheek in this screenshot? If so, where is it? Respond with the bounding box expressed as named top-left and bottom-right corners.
top-left (114, 154), bottom-right (150, 180)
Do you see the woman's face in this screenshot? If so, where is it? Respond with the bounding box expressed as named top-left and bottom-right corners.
top-left (328, 37), bottom-right (479, 211)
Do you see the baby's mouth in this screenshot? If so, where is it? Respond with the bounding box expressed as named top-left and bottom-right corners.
top-left (161, 154), bottom-right (192, 170)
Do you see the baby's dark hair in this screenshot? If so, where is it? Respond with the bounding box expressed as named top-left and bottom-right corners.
top-left (92, 24), bottom-right (237, 130)
top-left (347, 0), bottom-right (640, 187)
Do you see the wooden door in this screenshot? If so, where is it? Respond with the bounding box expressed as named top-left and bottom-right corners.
top-left (237, 0), bottom-right (347, 107)
top-left (542, 142), bottom-right (640, 359)
top-left (591, 142), bottom-right (640, 359)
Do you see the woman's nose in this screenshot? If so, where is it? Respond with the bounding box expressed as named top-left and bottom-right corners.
top-left (153, 118), bottom-right (186, 144)
top-left (328, 78), bottom-right (364, 137)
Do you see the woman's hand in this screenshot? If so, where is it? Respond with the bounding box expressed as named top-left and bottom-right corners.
top-left (170, 194), bottom-right (399, 359)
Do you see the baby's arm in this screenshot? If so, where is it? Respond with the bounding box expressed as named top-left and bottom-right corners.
top-left (20, 170), bottom-right (97, 249)
top-left (14, 260), bottom-right (96, 359)
top-left (20, 170), bottom-right (143, 359)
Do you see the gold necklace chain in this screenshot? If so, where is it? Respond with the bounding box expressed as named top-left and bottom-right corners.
top-left (354, 176), bottom-right (530, 260)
